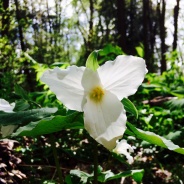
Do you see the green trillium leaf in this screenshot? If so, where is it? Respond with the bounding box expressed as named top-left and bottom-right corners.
top-left (13, 100), bottom-right (30, 111)
top-left (14, 84), bottom-right (29, 100)
top-left (70, 170), bottom-right (92, 184)
top-left (121, 98), bottom-right (138, 119)
top-left (135, 45), bottom-right (144, 58)
top-left (0, 108), bottom-right (57, 126)
top-left (12, 112), bottom-right (83, 137)
top-left (126, 122), bottom-right (184, 155)
top-left (70, 168), bottom-right (144, 183)
top-left (104, 169), bottom-right (144, 183)
top-left (86, 50), bottom-right (100, 71)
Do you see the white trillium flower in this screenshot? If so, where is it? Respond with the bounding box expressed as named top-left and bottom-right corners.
top-left (0, 99), bottom-right (17, 137)
top-left (41, 55), bottom-right (147, 150)
top-left (113, 139), bottom-right (135, 164)
top-left (0, 99), bottom-right (15, 112)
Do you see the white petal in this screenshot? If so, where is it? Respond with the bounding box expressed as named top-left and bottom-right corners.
top-left (82, 68), bottom-right (102, 92)
top-left (83, 90), bottom-right (127, 150)
top-left (98, 55), bottom-right (147, 100)
top-left (1, 125), bottom-right (18, 137)
top-left (40, 66), bottom-right (85, 111)
top-left (114, 139), bottom-right (134, 164)
top-left (0, 99), bottom-right (16, 137)
top-left (0, 99), bottom-right (15, 112)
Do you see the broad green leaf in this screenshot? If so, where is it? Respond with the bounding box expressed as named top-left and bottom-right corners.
top-left (126, 122), bottom-right (184, 155)
top-left (70, 169), bottom-right (92, 184)
top-left (165, 128), bottom-right (184, 146)
top-left (70, 168), bottom-right (144, 183)
top-left (13, 100), bottom-right (30, 111)
top-left (51, 62), bottom-right (70, 68)
top-left (0, 108), bottom-right (57, 126)
top-left (131, 170), bottom-right (145, 183)
top-left (105, 169), bottom-right (144, 183)
top-left (14, 84), bottom-right (29, 100)
top-left (135, 46), bottom-right (144, 58)
top-left (122, 98), bottom-right (138, 119)
top-left (172, 88), bottom-right (184, 95)
top-left (86, 50), bottom-right (100, 71)
top-left (166, 98), bottom-right (184, 110)
top-left (99, 44), bottom-right (123, 56)
top-left (12, 112), bottom-right (83, 137)
top-left (97, 170), bottom-right (114, 182)
top-left (65, 175), bottom-right (73, 184)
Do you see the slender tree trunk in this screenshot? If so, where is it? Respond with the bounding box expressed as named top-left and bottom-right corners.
top-left (143, 0), bottom-right (150, 70)
top-left (173, 0), bottom-right (180, 51)
top-left (159, 0), bottom-right (167, 73)
top-left (14, 0), bottom-right (34, 91)
top-left (76, 0), bottom-right (94, 66)
top-left (88, 0), bottom-right (94, 52)
top-left (149, 2), bottom-right (158, 72)
top-left (2, 0), bottom-right (10, 37)
top-left (117, 0), bottom-right (127, 53)
top-left (14, 0), bottom-right (25, 51)
top-left (83, 0), bottom-right (94, 64)
top-left (129, 0), bottom-right (134, 40)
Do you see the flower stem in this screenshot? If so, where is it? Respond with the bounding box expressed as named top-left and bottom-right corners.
top-left (93, 141), bottom-right (98, 184)
top-left (50, 134), bottom-right (64, 184)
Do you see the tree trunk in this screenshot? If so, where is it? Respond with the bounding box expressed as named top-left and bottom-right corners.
top-left (149, 2), bottom-right (157, 72)
top-left (117, 0), bottom-right (127, 53)
top-left (173, 0), bottom-right (180, 51)
top-left (14, 0), bottom-right (35, 91)
top-left (159, 0), bottom-right (167, 73)
top-left (88, 0), bottom-right (94, 53)
top-left (14, 0), bottom-right (25, 51)
top-left (2, 0), bottom-right (10, 37)
top-left (143, 0), bottom-right (150, 69)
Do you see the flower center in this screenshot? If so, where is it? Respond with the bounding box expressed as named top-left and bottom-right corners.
top-left (89, 86), bottom-right (104, 103)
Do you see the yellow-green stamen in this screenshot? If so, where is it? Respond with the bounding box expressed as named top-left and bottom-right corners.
top-left (89, 86), bottom-right (104, 103)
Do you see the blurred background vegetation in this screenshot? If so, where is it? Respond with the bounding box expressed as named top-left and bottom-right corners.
top-left (0, 0), bottom-right (184, 183)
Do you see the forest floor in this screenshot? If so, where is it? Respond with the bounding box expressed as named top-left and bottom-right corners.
top-left (0, 137), bottom-right (183, 184)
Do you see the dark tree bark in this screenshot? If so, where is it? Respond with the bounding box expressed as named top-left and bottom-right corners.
top-left (117, 0), bottom-right (127, 53)
top-left (149, 2), bottom-right (158, 72)
top-left (14, 0), bottom-right (25, 51)
top-left (129, 0), bottom-right (135, 42)
top-left (76, 0), bottom-right (95, 66)
top-left (142, 0), bottom-right (158, 72)
top-left (158, 0), bottom-right (167, 73)
top-left (88, 0), bottom-right (94, 53)
top-left (143, 0), bottom-right (150, 69)
top-left (14, 0), bottom-right (35, 91)
top-left (1, 0), bottom-right (10, 37)
top-left (173, 0), bottom-right (180, 51)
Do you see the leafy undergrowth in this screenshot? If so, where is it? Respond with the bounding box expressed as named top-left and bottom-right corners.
top-left (1, 131), bottom-right (184, 184)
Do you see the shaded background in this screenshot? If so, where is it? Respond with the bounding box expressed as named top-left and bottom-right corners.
top-left (0, 0), bottom-right (184, 183)
top-left (0, 0), bottom-right (183, 98)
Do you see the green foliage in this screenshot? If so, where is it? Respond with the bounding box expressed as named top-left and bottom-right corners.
top-left (0, 0), bottom-right (184, 182)
top-left (67, 166), bottom-right (144, 183)
top-left (43, 181), bottom-right (56, 184)
top-left (126, 122), bottom-right (184, 155)
top-left (135, 43), bottom-right (144, 58)
top-left (0, 107), bottom-right (57, 127)
top-left (98, 44), bottom-right (124, 64)
top-left (86, 50), bottom-right (100, 71)
top-left (14, 84), bottom-right (29, 101)
top-left (12, 112), bottom-right (83, 137)
top-left (166, 98), bottom-right (184, 110)
top-left (122, 98), bottom-right (138, 119)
